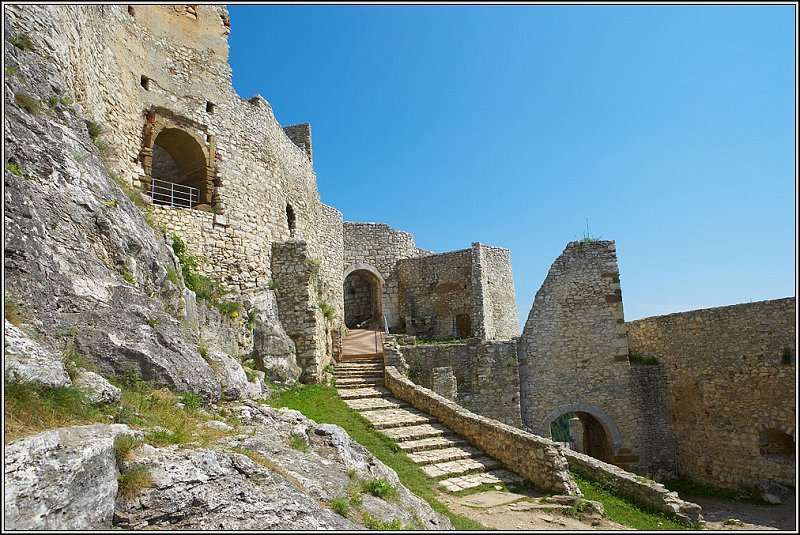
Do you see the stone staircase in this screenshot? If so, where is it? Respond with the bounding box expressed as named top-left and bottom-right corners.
top-left (335, 356), bottom-right (524, 493)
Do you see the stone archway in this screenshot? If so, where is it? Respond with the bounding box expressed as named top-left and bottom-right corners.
top-left (150, 128), bottom-right (210, 207)
top-left (138, 108), bottom-right (220, 211)
top-left (538, 402), bottom-right (624, 464)
top-left (343, 264), bottom-right (383, 330)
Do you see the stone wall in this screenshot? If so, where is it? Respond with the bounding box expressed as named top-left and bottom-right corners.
top-left (518, 240), bottom-right (669, 475)
top-left (342, 222), bottom-right (429, 330)
top-left (270, 240), bottom-right (331, 383)
top-left (397, 250), bottom-right (473, 339)
top-left (626, 297), bottom-right (796, 490)
top-left (5, 4), bottom-right (343, 380)
top-left (399, 340), bottom-right (522, 427)
top-left (383, 366), bottom-right (578, 496)
top-left (564, 450), bottom-right (702, 524)
top-left (470, 243), bottom-right (519, 340)
top-left (318, 203), bottom-right (344, 323)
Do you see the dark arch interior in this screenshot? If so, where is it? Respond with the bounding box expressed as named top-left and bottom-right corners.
top-left (151, 128), bottom-right (209, 207)
top-left (550, 411), bottom-right (614, 463)
top-left (344, 270), bottom-right (381, 329)
top-left (759, 428), bottom-right (795, 456)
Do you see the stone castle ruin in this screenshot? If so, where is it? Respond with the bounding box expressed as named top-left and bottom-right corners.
top-left (4, 4), bottom-right (794, 499)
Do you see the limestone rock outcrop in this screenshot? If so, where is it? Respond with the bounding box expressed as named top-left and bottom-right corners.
top-left (73, 369), bottom-right (122, 404)
top-left (4, 424), bottom-right (138, 530)
top-left (3, 320), bottom-right (71, 388)
top-left (3, 21), bottom-right (246, 402)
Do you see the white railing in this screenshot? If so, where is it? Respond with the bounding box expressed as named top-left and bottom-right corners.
top-left (150, 177), bottom-right (199, 209)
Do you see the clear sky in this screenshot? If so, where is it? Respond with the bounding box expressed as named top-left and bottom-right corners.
top-left (227, 4), bottom-right (796, 325)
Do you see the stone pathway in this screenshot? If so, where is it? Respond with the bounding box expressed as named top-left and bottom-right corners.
top-left (334, 356), bottom-right (524, 493)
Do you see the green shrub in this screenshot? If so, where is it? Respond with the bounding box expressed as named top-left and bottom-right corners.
top-left (362, 513), bottom-right (411, 530)
top-left (118, 266), bottom-right (137, 285)
top-left (6, 161), bottom-right (23, 177)
top-left (85, 119), bottom-right (103, 140)
top-left (329, 497), bottom-right (349, 517)
top-left (179, 391), bottom-right (203, 410)
top-left (14, 92), bottom-right (41, 116)
top-left (268, 278), bottom-right (279, 290)
top-left (171, 235), bottom-right (223, 302)
top-left (165, 268), bottom-right (180, 285)
top-left (215, 300), bottom-right (243, 319)
top-left (9, 35), bottom-right (34, 51)
top-left (361, 477), bottom-right (397, 501)
top-left (319, 301), bottom-right (336, 320)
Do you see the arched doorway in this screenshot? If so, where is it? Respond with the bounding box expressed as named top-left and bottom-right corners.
top-left (540, 404), bottom-right (622, 465)
top-left (149, 128), bottom-right (210, 208)
top-left (343, 268), bottom-right (382, 330)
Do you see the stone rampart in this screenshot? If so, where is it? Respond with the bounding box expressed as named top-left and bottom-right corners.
top-left (383, 366), bottom-right (578, 495)
top-left (626, 297), bottom-right (796, 490)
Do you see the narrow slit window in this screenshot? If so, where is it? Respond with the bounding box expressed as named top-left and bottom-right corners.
top-left (286, 204), bottom-right (296, 235)
top-left (206, 101), bottom-right (215, 114)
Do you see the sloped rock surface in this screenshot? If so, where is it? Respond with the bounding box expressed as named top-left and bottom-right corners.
top-left (3, 320), bottom-right (71, 388)
top-left (219, 402), bottom-right (453, 530)
top-left (114, 446), bottom-right (360, 530)
top-left (3, 24), bottom-right (221, 401)
top-left (4, 424), bottom-right (136, 530)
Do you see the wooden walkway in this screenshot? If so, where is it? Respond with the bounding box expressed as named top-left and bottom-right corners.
top-left (340, 328), bottom-right (386, 360)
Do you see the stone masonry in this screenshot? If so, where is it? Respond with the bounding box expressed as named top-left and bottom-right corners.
top-left (627, 297), bottom-right (796, 491)
top-left (518, 240), bottom-right (671, 475)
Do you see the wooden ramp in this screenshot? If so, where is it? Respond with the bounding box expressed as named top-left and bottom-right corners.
top-left (340, 328), bottom-right (386, 360)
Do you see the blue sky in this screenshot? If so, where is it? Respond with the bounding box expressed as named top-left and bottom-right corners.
top-left (227, 4), bottom-right (796, 324)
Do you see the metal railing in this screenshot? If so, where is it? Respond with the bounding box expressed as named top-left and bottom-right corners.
top-left (150, 177), bottom-right (199, 209)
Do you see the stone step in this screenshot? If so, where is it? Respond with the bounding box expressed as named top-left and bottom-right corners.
top-left (343, 397), bottom-right (407, 412)
top-left (380, 423), bottom-right (454, 442)
top-left (334, 378), bottom-right (384, 389)
top-left (396, 436), bottom-right (470, 453)
top-left (407, 446), bottom-right (483, 466)
top-left (335, 370), bottom-right (384, 378)
top-left (336, 387), bottom-right (390, 400)
top-left (337, 357), bottom-right (383, 365)
top-left (360, 408), bottom-right (434, 429)
top-left (438, 469), bottom-right (526, 493)
top-left (421, 456), bottom-right (503, 479)
top-left (335, 363), bottom-right (384, 371)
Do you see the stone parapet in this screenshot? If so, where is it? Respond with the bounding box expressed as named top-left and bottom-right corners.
top-left (564, 449), bottom-right (702, 525)
top-left (383, 365), bottom-right (578, 495)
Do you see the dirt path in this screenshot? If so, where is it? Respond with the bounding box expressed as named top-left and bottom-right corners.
top-left (438, 488), bottom-right (796, 531)
top-left (437, 489), bottom-right (630, 531)
top-left (684, 493), bottom-right (796, 531)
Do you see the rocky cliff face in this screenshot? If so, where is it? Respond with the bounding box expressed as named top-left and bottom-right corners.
top-left (3, 13), bottom-right (451, 531)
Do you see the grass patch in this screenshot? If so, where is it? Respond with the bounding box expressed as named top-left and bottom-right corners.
top-left (15, 92), bottom-right (41, 116)
top-left (4, 375), bottom-right (105, 443)
top-left (268, 383), bottom-right (486, 530)
top-left (114, 434), bottom-right (142, 464)
top-left (573, 472), bottom-right (691, 530)
top-left (289, 434), bottom-right (309, 453)
top-left (117, 466), bottom-right (153, 499)
top-left (661, 478), bottom-right (770, 505)
top-left (6, 160), bottom-right (23, 177)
